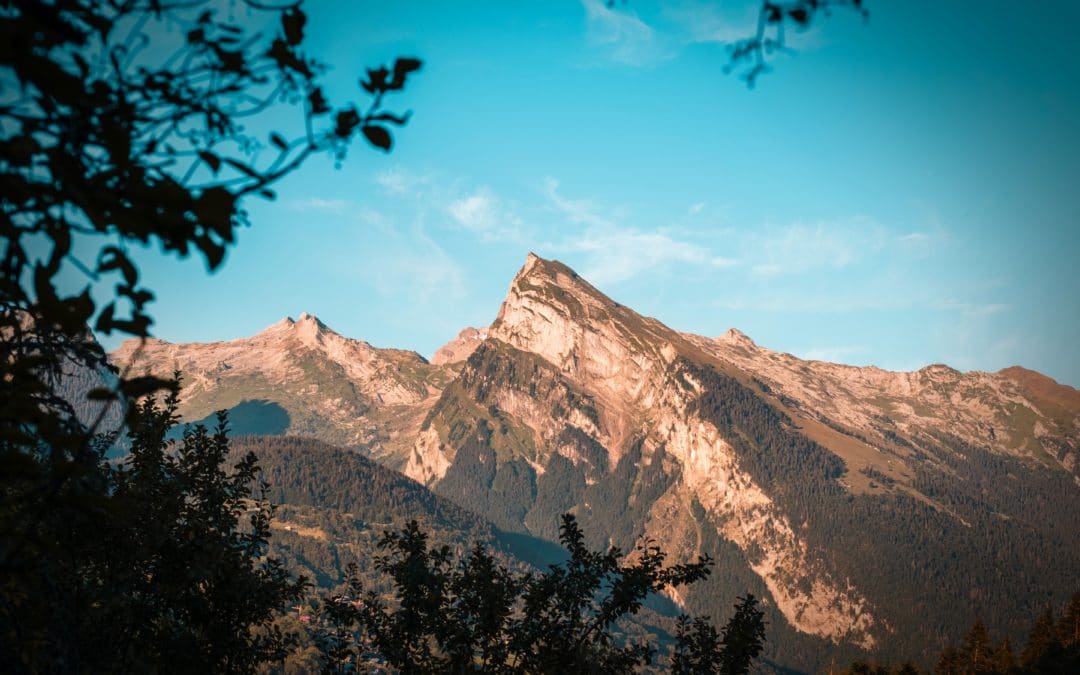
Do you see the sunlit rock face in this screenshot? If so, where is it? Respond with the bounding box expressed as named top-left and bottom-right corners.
top-left (406, 253), bottom-right (886, 647)
top-left (112, 252), bottom-right (1080, 668)
top-left (111, 311), bottom-right (453, 464)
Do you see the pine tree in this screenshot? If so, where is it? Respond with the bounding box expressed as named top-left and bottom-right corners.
top-left (961, 619), bottom-right (993, 673)
top-left (1060, 592), bottom-right (1080, 647)
top-left (1056, 593), bottom-right (1080, 674)
top-left (1021, 608), bottom-right (1061, 672)
top-left (991, 637), bottom-right (1015, 674)
top-left (935, 646), bottom-right (964, 675)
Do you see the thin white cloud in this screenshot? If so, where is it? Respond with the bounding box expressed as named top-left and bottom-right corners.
top-left (292, 197), bottom-right (351, 216)
top-left (542, 178), bottom-right (618, 228)
top-left (663, 0), bottom-right (759, 45)
top-left (289, 198), bottom-right (394, 228)
top-left (375, 167), bottom-right (428, 196)
top-left (447, 186), bottom-right (525, 242)
top-left (712, 295), bottom-right (910, 313)
top-left (746, 220), bottom-right (887, 277)
top-left (544, 179), bottom-right (735, 284)
top-left (898, 232), bottom-right (932, 245)
top-left (357, 230), bottom-right (467, 305)
top-left (449, 188), bottom-right (497, 231)
top-left (564, 229), bottom-right (736, 285)
top-left (580, 0), bottom-right (674, 67)
top-left (932, 299), bottom-right (1011, 319)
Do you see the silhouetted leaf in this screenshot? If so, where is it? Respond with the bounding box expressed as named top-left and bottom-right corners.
top-left (198, 150), bottom-right (221, 174)
top-left (361, 66), bottom-right (390, 94)
top-left (788, 7), bottom-right (809, 26)
top-left (361, 125), bottom-right (392, 151)
top-left (308, 87), bottom-right (330, 115)
top-left (120, 375), bottom-right (174, 398)
top-left (334, 108), bottom-right (361, 138)
top-left (223, 157), bottom-right (260, 179)
top-left (390, 57), bottom-right (423, 89)
top-left (282, 8), bottom-right (306, 46)
top-left (98, 246), bottom-right (138, 286)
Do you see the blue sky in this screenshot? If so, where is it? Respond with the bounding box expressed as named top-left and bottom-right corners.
top-left (89, 1), bottom-right (1080, 385)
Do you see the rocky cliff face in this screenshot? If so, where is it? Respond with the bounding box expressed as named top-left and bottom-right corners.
top-left (406, 254), bottom-right (883, 648)
top-left (112, 312), bottom-right (453, 465)
top-left (109, 253), bottom-right (1080, 670)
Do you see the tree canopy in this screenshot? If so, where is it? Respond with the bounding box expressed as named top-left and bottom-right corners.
top-left (320, 513), bottom-right (766, 674)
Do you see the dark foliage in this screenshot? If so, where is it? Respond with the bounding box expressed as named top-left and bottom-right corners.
top-left (1, 1), bottom-right (420, 670)
top-left (230, 435), bottom-right (485, 535)
top-left (725, 0), bottom-right (869, 85)
top-left (0, 386), bottom-right (305, 672)
top-left (0, 0), bottom-right (419, 555)
top-left (609, 0), bottom-right (869, 86)
top-left (841, 592), bottom-right (1080, 674)
top-left (321, 514), bottom-right (766, 674)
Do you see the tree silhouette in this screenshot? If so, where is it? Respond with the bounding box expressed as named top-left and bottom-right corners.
top-left (1021, 608), bottom-right (1060, 671)
top-left (1, 1), bottom-right (418, 670)
top-left (0, 0), bottom-right (421, 522)
top-left (320, 514), bottom-right (766, 674)
top-left (1, 382), bottom-right (305, 672)
top-left (960, 619), bottom-right (993, 673)
top-left (841, 595), bottom-right (1080, 674)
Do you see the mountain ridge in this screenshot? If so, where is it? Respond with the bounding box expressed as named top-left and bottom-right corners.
top-left (108, 253), bottom-right (1080, 670)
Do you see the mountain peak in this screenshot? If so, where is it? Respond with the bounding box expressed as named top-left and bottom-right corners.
top-left (717, 327), bottom-right (756, 349)
top-left (507, 253), bottom-right (617, 307)
top-left (258, 313), bottom-right (327, 337)
top-left (263, 316), bottom-right (296, 333)
top-left (431, 326), bottom-right (488, 365)
top-left (296, 311), bottom-right (323, 326)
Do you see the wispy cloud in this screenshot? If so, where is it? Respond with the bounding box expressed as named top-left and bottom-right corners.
top-left (375, 167), bottom-right (428, 196)
top-left (291, 197), bottom-right (352, 216)
top-left (353, 226), bottom-right (467, 305)
top-left (746, 220), bottom-right (887, 277)
top-left (289, 198), bottom-right (392, 229)
top-left (580, 0), bottom-right (674, 66)
top-left (542, 177), bottom-right (618, 228)
top-left (447, 186), bottom-right (524, 241)
top-left (582, 0), bottom-right (835, 71)
top-left (562, 229), bottom-right (736, 284)
top-left (662, 0), bottom-right (759, 45)
top-left (449, 188), bottom-right (497, 230)
top-left (543, 178), bottom-right (735, 284)
top-left (932, 299), bottom-right (1011, 319)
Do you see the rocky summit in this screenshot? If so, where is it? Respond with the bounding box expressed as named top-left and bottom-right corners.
top-left (112, 253), bottom-right (1080, 671)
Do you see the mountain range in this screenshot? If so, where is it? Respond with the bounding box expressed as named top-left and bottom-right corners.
top-left (112, 253), bottom-right (1080, 671)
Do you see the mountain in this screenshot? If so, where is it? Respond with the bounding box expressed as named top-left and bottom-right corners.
top-left (430, 326), bottom-right (488, 365)
top-left (110, 253), bottom-right (1080, 671)
top-left (113, 311), bottom-right (456, 467)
